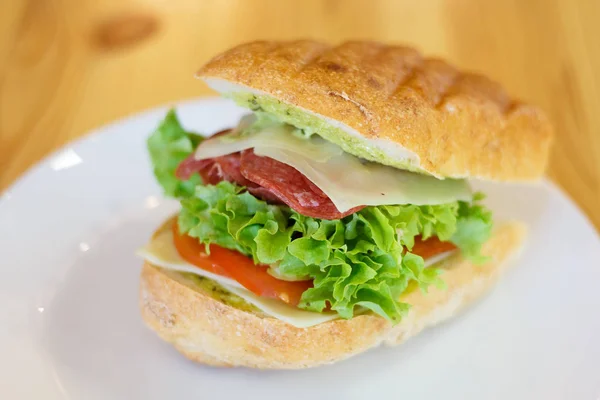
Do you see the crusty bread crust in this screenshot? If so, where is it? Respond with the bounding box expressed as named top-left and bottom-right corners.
top-left (139, 221), bottom-right (526, 369)
top-left (197, 40), bottom-right (552, 181)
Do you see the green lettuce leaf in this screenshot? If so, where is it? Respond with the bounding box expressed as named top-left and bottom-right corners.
top-left (178, 181), bottom-right (493, 323)
top-left (147, 110), bottom-right (204, 198)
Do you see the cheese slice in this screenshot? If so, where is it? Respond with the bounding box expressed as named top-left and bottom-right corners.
top-left (424, 251), bottom-right (455, 268)
top-left (223, 286), bottom-right (339, 328)
top-left (195, 119), bottom-right (343, 162)
top-left (136, 230), bottom-right (245, 290)
top-left (194, 123), bottom-right (472, 212)
top-left (136, 230), bottom-right (339, 328)
top-left (256, 146), bottom-right (471, 213)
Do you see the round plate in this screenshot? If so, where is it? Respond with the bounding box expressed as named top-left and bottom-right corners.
top-left (1, 98), bottom-right (599, 399)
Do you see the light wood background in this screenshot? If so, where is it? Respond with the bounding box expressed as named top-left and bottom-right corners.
top-left (1, 0), bottom-right (599, 229)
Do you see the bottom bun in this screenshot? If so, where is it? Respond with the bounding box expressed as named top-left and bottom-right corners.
top-left (139, 221), bottom-right (526, 369)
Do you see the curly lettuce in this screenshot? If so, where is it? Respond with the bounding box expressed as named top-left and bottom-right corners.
top-left (147, 110), bottom-right (494, 323)
top-left (147, 110), bottom-right (204, 198)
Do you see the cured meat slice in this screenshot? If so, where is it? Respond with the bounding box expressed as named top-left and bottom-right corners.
top-left (176, 129), bottom-right (251, 185)
top-left (176, 131), bottom-right (364, 219)
top-left (177, 152), bottom-right (253, 186)
top-left (239, 150), bottom-right (363, 219)
top-left (176, 152), bottom-right (282, 203)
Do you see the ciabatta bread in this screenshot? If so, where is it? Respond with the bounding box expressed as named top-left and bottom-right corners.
top-left (140, 220), bottom-right (526, 369)
top-left (198, 40), bottom-right (552, 180)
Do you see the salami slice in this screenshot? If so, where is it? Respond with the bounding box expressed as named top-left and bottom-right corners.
top-left (176, 131), bottom-right (364, 220)
top-left (239, 150), bottom-right (363, 219)
top-left (176, 129), bottom-right (251, 185)
top-left (177, 152), bottom-right (252, 186)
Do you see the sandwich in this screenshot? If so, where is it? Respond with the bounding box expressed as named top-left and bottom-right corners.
top-left (137, 40), bottom-right (552, 369)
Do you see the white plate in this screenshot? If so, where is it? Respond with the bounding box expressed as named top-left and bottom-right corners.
top-left (1, 98), bottom-right (599, 400)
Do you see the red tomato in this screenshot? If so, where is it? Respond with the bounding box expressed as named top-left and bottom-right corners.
top-left (411, 236), bottom-right (456, 259)
top-left (172, 222), bottom-right (455, 306)
top-left (172, 222), bottom-right (312, 306)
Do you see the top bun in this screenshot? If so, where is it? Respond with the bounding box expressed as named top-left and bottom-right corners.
top-left (197, 40), bottom-right (552, 181)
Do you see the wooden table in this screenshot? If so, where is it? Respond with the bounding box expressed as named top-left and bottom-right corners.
top-left (2, 0), bottom-right (599, 229)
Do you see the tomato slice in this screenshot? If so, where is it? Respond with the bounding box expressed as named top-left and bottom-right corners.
top-left (172, 222), bottom-right (312, 306)
top-left (411, 236), bottom-right (456, 259)
top-left (173, 221), bottom-right (455, 306)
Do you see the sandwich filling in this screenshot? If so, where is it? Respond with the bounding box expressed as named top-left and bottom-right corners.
top-left (144, 109), bottom-right (493, 324)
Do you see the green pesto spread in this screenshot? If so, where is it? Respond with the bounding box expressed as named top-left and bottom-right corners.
top-left (227, 91), bottom-right (429, 175)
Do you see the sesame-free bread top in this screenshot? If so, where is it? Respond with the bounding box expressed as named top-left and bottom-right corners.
top-left (197, 40), bottom-right (552, 181)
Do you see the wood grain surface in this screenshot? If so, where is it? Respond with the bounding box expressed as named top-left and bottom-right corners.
top-left (1, 0), bottom-right (599, 229)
